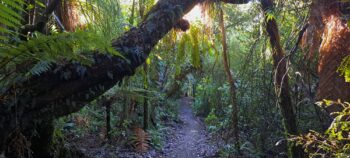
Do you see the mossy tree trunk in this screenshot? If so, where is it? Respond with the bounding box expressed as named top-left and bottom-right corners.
top-left (260, 0), bottom-right (303, 157)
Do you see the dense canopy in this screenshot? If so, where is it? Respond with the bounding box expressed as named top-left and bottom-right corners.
top-left (0, 0), bottom-right (350, 157)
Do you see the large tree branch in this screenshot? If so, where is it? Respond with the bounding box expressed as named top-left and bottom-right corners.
top-left (0, 0), bottom-right (199, 151)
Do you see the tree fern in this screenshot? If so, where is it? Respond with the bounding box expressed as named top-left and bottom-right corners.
top-left (0, 30), bottom-right (123, 88)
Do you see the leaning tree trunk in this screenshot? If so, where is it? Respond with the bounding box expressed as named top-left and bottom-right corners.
top-left (219, 5), bottom-right (240, 154)
top-left (0, 0), bottom-right (200, 155)
top-left (0, 0), bottom-right (250, 156)
top-left (260, 0), bottom-right (303, 157)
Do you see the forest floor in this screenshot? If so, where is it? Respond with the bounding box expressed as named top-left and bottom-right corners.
top-left (66, 97), bottom-right (219, 158)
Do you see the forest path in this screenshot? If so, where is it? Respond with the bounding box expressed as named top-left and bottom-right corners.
top-left (158, 97), bottom-right (218, 158)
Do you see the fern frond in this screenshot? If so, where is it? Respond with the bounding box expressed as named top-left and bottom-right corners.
top-left (0, 30), bottom-right (123, 89)
top-left (0, 0), bottom-right (24, 43)
top-left (29, 61), bottom-right (53, 76)
top-left (190, 26), bottom-right (200, 68)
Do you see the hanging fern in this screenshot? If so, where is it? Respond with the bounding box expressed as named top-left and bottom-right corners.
top-left (190, 26), bottom-right (201, 68)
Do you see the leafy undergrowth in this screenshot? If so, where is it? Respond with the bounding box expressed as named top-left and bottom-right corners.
top-left (291, 100), bottom-right (350, 157)
top-left (51, 98), bottom-right (181, 158)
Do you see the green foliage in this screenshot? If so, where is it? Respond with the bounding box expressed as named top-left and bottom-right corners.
top-left (0, 31), bottom-right (122, 89)
top-left (292, 100), bottom-right (350, 157)
top-left (80, 0), bottom-right (124, 40)
top-left (148, 128), bottom-right (164, 150)
top-left (205, 109), bottom-right (219, 132)
top-left (338, 56), bottom-right (350, 82)
top-left (190, 26), bottom-right (201, 68)
top-left (0, 0), bottom-right (24, 43)
top-left (0, 0), bottom-right (126, 89)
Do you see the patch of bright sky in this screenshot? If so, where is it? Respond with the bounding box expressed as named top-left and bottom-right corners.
top-left (183, 5), bottom-right (203, 23)
top-left (183, 1), bottom-right (253, 23)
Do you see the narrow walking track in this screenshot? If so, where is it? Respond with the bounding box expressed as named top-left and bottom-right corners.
top-left (158, 97), bottom-right (219, 158)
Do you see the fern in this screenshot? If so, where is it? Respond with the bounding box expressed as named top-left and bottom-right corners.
top-left (190, 26), bottom-right (200, 68)
top-left (176, 33), bottom-right (191, 75)
top-left (0, 0), bottom-right (127, 91)
top-left (0, 30), bottom-right (123, 89)
top-left (131, 127), bottom-right (151, 153)
top-left (29, 61), bottom-right (53, 76)
top-left (0, 0), bottom-right (24, 43)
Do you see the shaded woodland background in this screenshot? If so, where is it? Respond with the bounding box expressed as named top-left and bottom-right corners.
top-left (1, 0), bottom-right (350, 157)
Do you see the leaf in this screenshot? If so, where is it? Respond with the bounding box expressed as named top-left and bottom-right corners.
top-left (146, 58), bottom-right (151, 65)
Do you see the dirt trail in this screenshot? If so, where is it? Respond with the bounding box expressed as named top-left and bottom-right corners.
top-left (65, 97), bottom-right (219, 158)
top-left (159, 97), bottom-right (218, 158)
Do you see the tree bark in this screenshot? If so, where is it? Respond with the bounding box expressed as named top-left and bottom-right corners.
top-left (306, 0), bottom-right (350, 113)
top-left (260, 0), bottom-right (303, 157)
top-left (219, 6), bottom-right (240, 154)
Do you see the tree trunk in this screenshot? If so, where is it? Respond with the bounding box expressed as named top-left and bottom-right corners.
top-left (306, 0), bottom-right (350, 113)
top-left (105, 99), bottom-right (111, 140)
top-left (143, 65), bottom-right (149, 130)
top-left (219, 6), bottom-right (240, 154)
top-left (260, 0), bottom-right (303, 157)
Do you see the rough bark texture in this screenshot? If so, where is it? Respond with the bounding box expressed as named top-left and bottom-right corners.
top-left (306, 0), bottom-right (350, 113)
top-left (261, 0), bottom-right (302, 157)
top-left (56, 0), bottom-right (82, 32)
top-left (0, 0), bottom-right (199, 155)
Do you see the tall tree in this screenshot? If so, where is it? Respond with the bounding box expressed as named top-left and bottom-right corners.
top-left (306, 0), bottom-right (350, 113)
top-left (219, 4), bottom-right (240, 154)
top-left (260, 0), bottom-right (302, 157)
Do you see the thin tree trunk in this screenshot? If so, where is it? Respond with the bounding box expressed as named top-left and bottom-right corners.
top-left (143, 64), bottom-right (149, 130)
top-left (139, 1), bottom-right (149, 130)
top-left (219, 6), bottom-right (240, 154)
top-left (260, 0), bottom-right (303, 157)
top-left (129, 0), bottom-right (136, 25)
